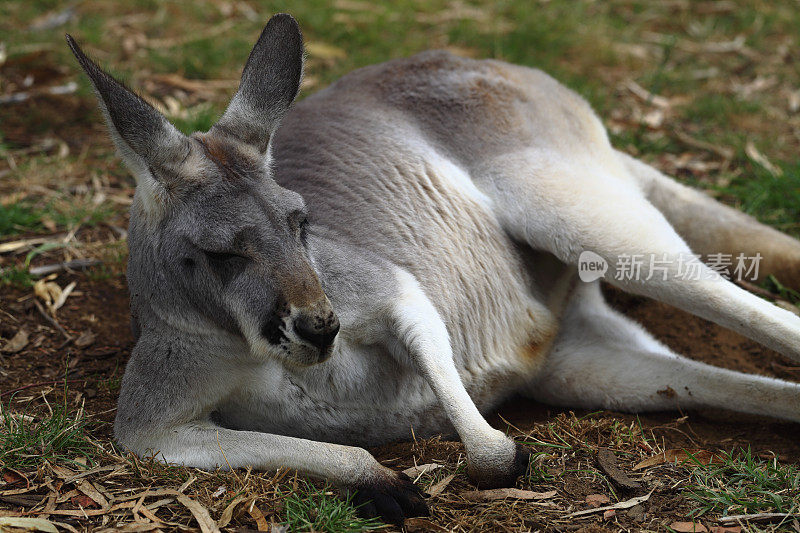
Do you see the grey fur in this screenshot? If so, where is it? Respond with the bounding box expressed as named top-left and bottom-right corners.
top-left (213, 13), bottom-right (303, 153)
top-left (68, 14), bottom-right (800, 525)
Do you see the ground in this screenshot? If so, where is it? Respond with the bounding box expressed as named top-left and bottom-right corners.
top-left (2, 1), bottom-right (800, 532)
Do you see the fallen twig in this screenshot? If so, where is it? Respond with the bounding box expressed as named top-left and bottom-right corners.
top-left (735, 279), bottom-right (777, 299)
top-left (0, 82), bottom-right (78, 105)
top-left (427, 473), bottom-right (456, 497)
top-left (0, 236), bottom-right (65, 254)
top-left (0, 379), bottom-right (83, 398)
top-left (674, 130), bottom-right (734, 160)
top-left (29, 259), bottom-right (102, 277)
top-left (565, 490), bottom-right (654, 518)
top-left (625, 80), bottom-right (670, 108)
top-left (33, 299), bottom-right (72, 341)
top-left (460, 488), bottom-right (556, 502)
top-left (720, 512), bottom-right (798, 524)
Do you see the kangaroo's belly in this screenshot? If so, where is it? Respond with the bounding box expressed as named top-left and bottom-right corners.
top-left (214, 342), bottom-right (447, 445)
top-left (214, 253), bottom-right (571, 448)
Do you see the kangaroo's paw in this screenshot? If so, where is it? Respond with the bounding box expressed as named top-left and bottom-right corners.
top-left (467, 438), bottom-right (531, 489)
top-left (350, 470), bottom-right (429, 525)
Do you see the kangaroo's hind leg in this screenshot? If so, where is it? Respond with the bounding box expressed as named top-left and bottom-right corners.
top-left (478, 150), bottom-right (800, 363)
top-left (618, 150), bottom-right (800, 287)
top-left (524, 281), bottom-right (800, 422)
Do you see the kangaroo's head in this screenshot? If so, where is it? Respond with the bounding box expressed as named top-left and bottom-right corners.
top-left (67, 14), bottom-right (340, 367)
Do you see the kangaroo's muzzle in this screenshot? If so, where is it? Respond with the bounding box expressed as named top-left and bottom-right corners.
top-left (293, 311), bottom-right (340, 359)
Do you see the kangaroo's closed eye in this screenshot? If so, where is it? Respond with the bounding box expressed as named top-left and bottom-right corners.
top-left (288, 209), bottom-right (308, 228)
top-left (203, 250), bottom-right (248, 263)
top-left (288, 210), bottom-right (309, 242)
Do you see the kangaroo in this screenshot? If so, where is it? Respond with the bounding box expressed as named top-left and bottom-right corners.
top-left (67, 14), bottom-right (800, 524)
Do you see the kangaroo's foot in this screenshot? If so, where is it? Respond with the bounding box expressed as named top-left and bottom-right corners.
top-left (467, 435), bottom-right (531, 488)
top-left (350, 468), bottom-right (429, 525)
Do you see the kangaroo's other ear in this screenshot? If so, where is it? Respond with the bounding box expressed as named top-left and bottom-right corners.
top-left (212, 13), bottom-right (303, 155)
top-left (66, 34), bottom-right (191, 208)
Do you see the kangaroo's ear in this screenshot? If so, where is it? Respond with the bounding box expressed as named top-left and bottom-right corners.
top-left (66, 34), bottom-right (192, 206)
top-left (212, 14), bottom-right (304, 156)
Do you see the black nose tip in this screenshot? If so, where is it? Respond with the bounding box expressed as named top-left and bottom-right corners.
top-left (293, 313), bottom-right (340, 351)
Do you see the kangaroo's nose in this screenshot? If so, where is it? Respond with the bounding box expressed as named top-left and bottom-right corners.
top-left (293, 312), bottom-right (340, 352)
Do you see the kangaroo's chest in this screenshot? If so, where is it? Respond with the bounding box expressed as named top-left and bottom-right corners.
top-left (215, 280), bottom-right (564, 448)
top-left (214, 342), bottom-right (448, 445)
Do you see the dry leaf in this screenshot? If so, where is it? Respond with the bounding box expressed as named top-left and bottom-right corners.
top-left (34, 276), bottom-right (61, 306)
top-left (0, 517), bottom-right (58, 532)
top-left (745, 140), bottom-right (783, 177)
top-left (217, 495), bottom-right (248, 528)
top-left (402, 463), bottom-right (442, 478)
top-left (460, 488), bottom-right (556, 502)
top-left (710, 527), bottom-right (741, 533)
top-left (3, 470), bottom-right (26, 485)
top-left (247, 502), bottom-right (269, 532)
top-left (427, 473), bottom-right (455, 497)
top-left (34, 276), bottom-right (76, 316)
top-left (70, 494), bottom-right (97, 508)
top-left (633, 449), bottom-right (722, 470)
top-left (50, 465), bottom-right (77, 479)
top-left (586, 494), bottom-right (612, 507)
top-left (670, 521), bottom-right (708, 532)
top-left (404, 518), bottom-right (451, 532)
top-left (2, 329), bottom-right (29, 353)
top-left (51, 281), bottom-right (76, 313)
top-left (124, 489), bottom-right (220, 533)
top-left (597, 448), bottom-right (641, 490)
top-left (603, 509), bottom-right (616, 520)
top-left (76, 480), bottom-right (109, 509)
top-left (74, 330), bottom-right (95, 348)
top-left (789, 89), bottom-right (800, 113)
top-left (732, 76), bottom-right (777, 98)
top-left (565, 490), bottom-right (653, 518)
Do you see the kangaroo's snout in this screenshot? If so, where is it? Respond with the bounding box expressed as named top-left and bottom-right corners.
top-left (293, 309), bottom-right (340, 357)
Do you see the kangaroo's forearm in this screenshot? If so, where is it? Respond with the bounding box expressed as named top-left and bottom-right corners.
top-left (132, 422), bottom-right (387, 486)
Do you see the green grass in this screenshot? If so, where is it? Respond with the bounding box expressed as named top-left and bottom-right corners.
top-left (0, 402), bottom-right (97, 469)
top-left (50, 200), bottom-right (114, 230)
top-left (763, 274), bottom-right (800, 306)
top-left (0, 203), bottom-right (43, 237)
top-left (98, 374), bottom-right (122, 393)
top-left (0, 265), bottom-right (34, 288)
top-left (171, 103), bottom-right (222, 136)
top-left (686, 448), bottom-right (800, 518)
top-left (525, 451), bottom-right (556, 484)
top-left (280, 479), bottom-right (386, 532)
top-left (0, 198), bottom-right (113, 238)
top-left (719, 161), bottom-right (800, 236)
